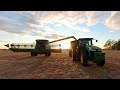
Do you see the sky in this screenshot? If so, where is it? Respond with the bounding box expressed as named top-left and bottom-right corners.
top-left (0, 11), bottom-right (120, 49)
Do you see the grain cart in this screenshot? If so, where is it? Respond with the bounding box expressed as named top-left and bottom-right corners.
top-left (69, 38), bottom-right (105, 66)
top-left (5, 39), bottom-right (62, 57)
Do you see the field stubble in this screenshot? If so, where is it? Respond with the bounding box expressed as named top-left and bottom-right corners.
top-left (0, 49), bottom-right (120, 79)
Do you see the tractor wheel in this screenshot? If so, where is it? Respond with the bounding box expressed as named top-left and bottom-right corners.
top-left (45, 52), bottom-right (51, 57)
top-left (31, 52), bottom-right (37, 56)
top-left (76, 52), bottom-right (81, 61)
top-left (69, 49), bottom-right (72, 57)
top-left (47, 52), bottom-right (51, 56)
top-left (45, 53), bottom-right (48, 57)
top-left (96, 60), bottom-right (105, 66)
top-left (80, 51), bottom-right (88, 66)
top-left (72, 49), bottom-right (77, 61)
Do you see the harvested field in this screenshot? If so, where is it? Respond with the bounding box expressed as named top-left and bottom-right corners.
top-left (0, 49), bottom-right (120, 79)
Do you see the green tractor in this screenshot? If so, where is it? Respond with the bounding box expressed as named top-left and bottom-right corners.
top-left (69, 38), bottom-right (105, 66)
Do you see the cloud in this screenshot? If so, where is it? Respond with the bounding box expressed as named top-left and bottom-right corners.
top-left (44, 34), bottom-right (66, 39)
top-left (86, 11), bottom-right (110, 26)
top-left (54, 23), bottom-right (62, 27)
top-left (0, 12), bottom-right (37, 35)
top-left (0, 40), bottom-right (8, 42)
top-left (105, 11), bottom-right (120, 30)
top-left (70, 26), bottom-right (91, 32)
top-left (0, 22), bottom-right (28, 34)
top-left (0, 11), bottom-right (62, 36)
top-left (36, 11), bottom-right (87, 28)
top-left (0, 11), bottom-right (111, 40)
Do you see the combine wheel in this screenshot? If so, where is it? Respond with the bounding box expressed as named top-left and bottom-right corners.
top-left (47, 52), bottom-right (51, 56)
top-left (45, 52), bottom-right (51, 57)
top-left (31, 52), bottom-right (37, 56)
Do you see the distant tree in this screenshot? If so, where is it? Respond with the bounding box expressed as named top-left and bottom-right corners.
top-left (104, 39), bottom-right (112, 50)
top-left (111, 40), bottom-right (116, 49)
top-left (117, 39), bottom-right (120, 50)
top-left (112, 41), bottom-right (118, 50)
top-left (104, 39), bottom-right (120, 50)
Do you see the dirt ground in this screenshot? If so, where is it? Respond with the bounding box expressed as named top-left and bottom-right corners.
top-left (0, 49), bottom-right (120, 79)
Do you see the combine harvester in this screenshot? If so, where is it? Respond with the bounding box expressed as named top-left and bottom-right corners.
top-left (5, 36), bottom-right (105, 66)
top-left (5, 39), bottom-right (62, 56)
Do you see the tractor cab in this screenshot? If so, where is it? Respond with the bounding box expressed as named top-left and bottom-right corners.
top-left (77, 38), bottom-right (93, 50)
top-left (78, 38), bottom-right (93, 46)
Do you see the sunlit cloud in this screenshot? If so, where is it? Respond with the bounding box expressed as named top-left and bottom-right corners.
top-left (86, 11), bottom-right (110, 26)
top-left (0, 11), bottom-right (118, 42)
top-left (0, 40), bottom-right (8, 42)
top-left (70, 26), bottom-right (91, 32)
top-left (105, 11), bottom-right (120, 30)
top-left (1, 11), bottom-right (120, 49)
top-left (44, 34), bottom-right (66, 39)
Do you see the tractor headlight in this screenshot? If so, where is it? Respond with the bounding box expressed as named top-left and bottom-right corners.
top-left (91, 48), bottom-right (101, 51)
top-left (91, 49), bottom-right (101, 51)
top-left (91, 50), bottom-right (97, 51)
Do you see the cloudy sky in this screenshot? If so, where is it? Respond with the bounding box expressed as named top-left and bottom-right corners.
top-left (0, 11), bottom-right (120, 49)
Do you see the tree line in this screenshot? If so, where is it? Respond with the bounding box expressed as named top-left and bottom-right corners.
top-left (104, 39), bottom-right (120, 50)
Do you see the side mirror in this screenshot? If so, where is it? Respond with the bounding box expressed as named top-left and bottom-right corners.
top-left (96, 40), bottom-right (98, 42)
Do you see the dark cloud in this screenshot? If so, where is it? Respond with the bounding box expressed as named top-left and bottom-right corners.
top-left (0, 22), bottom-right (29, 34)
top-left (0, 12), bottom-right (40, 35)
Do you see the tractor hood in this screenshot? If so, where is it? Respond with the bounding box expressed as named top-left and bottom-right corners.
top-left (86, 45), bottom-right (102, 51)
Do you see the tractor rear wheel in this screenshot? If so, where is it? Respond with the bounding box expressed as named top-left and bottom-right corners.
top-left (76, 52), bottom-right (81, 61)
top-left (72, 49), bottom-right (77, 61)
top-left (69, 49), bottom-right (72, 57)
top-left (80, 51), bottom-right (88, 66)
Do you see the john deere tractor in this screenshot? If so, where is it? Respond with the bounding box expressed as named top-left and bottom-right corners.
top-left (69, 38), bottom-right (105, 66)
top-left (46, 36), bottom-right (105, 66)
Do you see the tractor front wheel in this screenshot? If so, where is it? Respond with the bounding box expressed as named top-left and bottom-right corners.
top-left (96, 60), bottom-right (105, 66)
